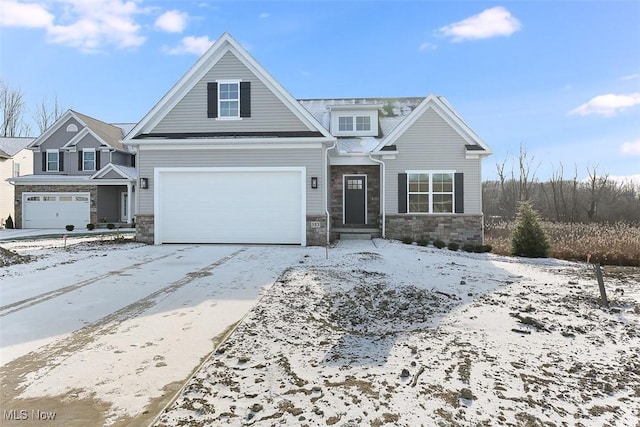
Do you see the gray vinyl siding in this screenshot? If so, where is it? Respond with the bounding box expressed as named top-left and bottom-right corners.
top-left (34, 117), bottom-right (83, 174)
top-left (152, 51), bottom-right (311, 134)
top-left (110, 150), bottom-right (133, 167)
top-left (385, 107), bottom-right (483, 215)
top-left (137, 147), bottom-right (324, 215)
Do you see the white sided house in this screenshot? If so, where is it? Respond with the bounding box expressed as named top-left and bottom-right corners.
top-left (124, 33), bottom-right (491, 246)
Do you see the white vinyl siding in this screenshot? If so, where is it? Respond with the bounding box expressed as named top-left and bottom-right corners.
top-left (152, 51), bottom-right (312, 133)
top-left (136, 147), bottom-right (324, 215)
top-left (385, 107), bottom-right (482, 214)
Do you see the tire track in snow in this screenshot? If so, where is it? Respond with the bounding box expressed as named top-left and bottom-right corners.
top-left (1, 247), bottom-right (247, 397)
top-left (0, 250), bottom-right (180, 317)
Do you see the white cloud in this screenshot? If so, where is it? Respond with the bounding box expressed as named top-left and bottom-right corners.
top-left (0, 0), bottom-right (54, 28)
top-left (155, 9), bottom-right (188, 33)
top-left (621, 140), bottom-right (640, 156)
top-left (259, 12), bottom-right (270, 19)
top-left (620, 73), bottom-right (640, 81)
top-left (569, 93), bottom-right (640, 117)
top-left (163, 35), bottom-right (214, 55)
top-left (0, 0), bottom-right (146, 52)
top-left (438, 6), bottom-right (521, 42)
top-left (419, 42), bottom-right (437, 52)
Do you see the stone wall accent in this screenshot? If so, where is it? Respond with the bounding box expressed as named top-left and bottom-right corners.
top-left (306, 215), bottom-right (327, 246)
top-left (135, 214), bottom-right (154, 244)
top-left (329, 165), bottom-right (380, 228)
top-left (385, 214), bottom-right (484, 245)
top-left (14, 185), bottom-right (98, 228)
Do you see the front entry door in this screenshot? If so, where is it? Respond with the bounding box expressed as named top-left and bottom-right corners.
top-left (344, 175), bottom-right (366, 224)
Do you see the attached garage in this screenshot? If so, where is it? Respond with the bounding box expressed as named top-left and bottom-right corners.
top-left (22, 192), bottom-right (91, 229)
top-left (154, 167), bottom-right (306, 245)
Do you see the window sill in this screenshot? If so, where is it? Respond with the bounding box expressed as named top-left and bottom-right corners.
top-left (215, 117), bottom-right (243, 121)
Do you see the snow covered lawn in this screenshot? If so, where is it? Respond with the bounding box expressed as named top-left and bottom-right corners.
top-left (154, 239), bottom-right (640, 427)
top-left (1, 236), bottom-right (638, 427)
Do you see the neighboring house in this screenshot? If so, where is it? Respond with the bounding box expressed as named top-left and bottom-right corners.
top-left (124, 32), bottom-right (491, 246)
top-left (0, 137), bottom-right (34, 227)
top-left (8, 111), bottom-right (137, 229)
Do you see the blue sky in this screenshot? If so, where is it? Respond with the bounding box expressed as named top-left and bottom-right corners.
top-left (1, 0), bottom-right (639, 182)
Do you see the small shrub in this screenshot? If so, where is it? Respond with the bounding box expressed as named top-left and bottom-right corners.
top-left (511, 201), bottom-right (549, 258)
top-left (447, 242), bottom-right (460, 251)
top-left (87, 223), bottom-right (95, 230)
top-left (65, 224), bottom-right (75, 231)
top-left (462, 243), bottom-right (475, 253)
top-left (107, 223), bottom-right (115, 230)
top-left (417, 238), bottom-right (429, 247)
top-left (481, 244), bottom-right (492, 253)
top-left (5, 215), bottom-right (14, 229)
top-left (401, 236), bottom-right (413, 244)
top-left (433, 239), bottom-right (446, 249)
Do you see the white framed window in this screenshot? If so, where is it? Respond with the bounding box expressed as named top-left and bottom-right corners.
top-left (407, 171), bottom-right (454, 213)
top-left (83, 148), bottom-right (96, 171)
top-left (355, 116), bottom-right (371, 131)
top-left (338, 116), bottom-right (353, 131)
top-left (218, 81), bottom-right (240, 118)
top-left (13, 162), bottom-right (20, 177)
top-left (66, 123), bottom-right (78, 132)
top-left (46, 150), bottom-right (59, 172)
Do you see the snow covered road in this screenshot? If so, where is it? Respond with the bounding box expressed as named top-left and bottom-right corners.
top-left (1, 236), bottom-right (312, 426)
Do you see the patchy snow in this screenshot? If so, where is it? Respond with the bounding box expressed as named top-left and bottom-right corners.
top-left (1, 236), bottom-right (638, 426)
top-left (154, 239), bottom-right (640, 427)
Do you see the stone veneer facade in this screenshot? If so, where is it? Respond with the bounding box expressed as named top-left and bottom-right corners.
top-left (385, 214), bottom-right (484, 245)
top-left (329, 165), bottom-right (381, 229)
top-left (13, 185), bottom-right (99, 228)
top-left (135, 214), bottom-right (155, 244)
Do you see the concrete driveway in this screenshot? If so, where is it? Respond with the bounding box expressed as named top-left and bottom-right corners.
top-left (0, 238), bottom-right (319, 426)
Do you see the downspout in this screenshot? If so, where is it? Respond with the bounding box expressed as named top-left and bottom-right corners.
top-left (368, 154), bottom-right (385, 239)
top-left (323, 140), bottom-right (337, 249)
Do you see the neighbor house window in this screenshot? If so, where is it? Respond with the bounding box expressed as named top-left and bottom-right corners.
top-left (46, 150), bottom-right (59, 172)
top-left (408, 172), bottom-right (454, 213)
top-left (219, 82), bottom-right (239, 118)
top-left (83, 149), bottom-right (96, 171)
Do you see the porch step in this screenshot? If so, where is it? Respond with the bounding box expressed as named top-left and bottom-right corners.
top-left (334, 227), bottom-right (381, 240)
top-left (340, 233), bottom-right (373, 240)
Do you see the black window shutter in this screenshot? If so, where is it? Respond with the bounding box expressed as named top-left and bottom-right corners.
top-left (398, 173), bottom-right (408, 213)
top-left (240, 82), bottom-right (251, 118)
top-left (96, 151), bottom-right (101, 169)
top-left (42, 152), bottom-right (46, 171)
top-left (131, 154), bottom-right (135, 167)
top-left (78, 150), bottom-right (83, 171)
top-left (207, 82), bottom-right (218, 118)
top-left (454, 172), bottom-right (464, 213)
top-left (59, 150), bottom-right (64, 171)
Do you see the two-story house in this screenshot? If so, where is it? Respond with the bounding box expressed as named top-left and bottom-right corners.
top-left (123, 33), bottom-right (491, 246)
top-left (0, 137), bottom-right (34, 227)
top-left (9, 110), bottom-right (137, 229)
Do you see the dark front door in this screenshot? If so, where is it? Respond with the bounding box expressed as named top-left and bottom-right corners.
top-left (344, 175), bottom-right (366, 224)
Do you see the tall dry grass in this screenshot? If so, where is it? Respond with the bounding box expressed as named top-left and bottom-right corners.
top-left (485, 221), bottom-right (640, 266)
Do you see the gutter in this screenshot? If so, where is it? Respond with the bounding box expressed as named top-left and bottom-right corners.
top-left (368, 154), bottom-right (386, 238)
top-left (323, 140), bottom-right (337, 248)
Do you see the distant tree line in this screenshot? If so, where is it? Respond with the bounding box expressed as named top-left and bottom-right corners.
top-left (1, 79), bottom-right (64, 137)
top-left (483, 145), bottom-right (640, 223)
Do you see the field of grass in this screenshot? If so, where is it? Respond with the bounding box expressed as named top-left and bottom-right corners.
top-left (485, 221), bottom-right (640, 266)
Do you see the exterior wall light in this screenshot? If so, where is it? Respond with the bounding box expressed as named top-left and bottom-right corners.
top-left (140, 178), bottom-right (149, 189)
top-left (311, 177), bottom-right (318, 189)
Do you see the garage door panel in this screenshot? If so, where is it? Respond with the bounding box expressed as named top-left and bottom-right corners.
top-left (157, 169), bottom-right (304, 244)
top-left (23, 193), bottom-right (91, 229)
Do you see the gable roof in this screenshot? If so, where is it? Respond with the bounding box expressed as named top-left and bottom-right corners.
top-left (29, 110), bottom-right (126, 151)
top-left (0, 137), bottom-right (35, 158)
top-left (374, 94), bottom-right (492, 155)
top-left (124, 32), bottom-right (333, 142)
top-left (91, 163), bottom-right (137, 180)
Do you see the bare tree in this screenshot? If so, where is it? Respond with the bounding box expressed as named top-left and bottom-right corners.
top-left (580, 165), bottom-right (610, 222)
top-left (33, 95), bottom-right (63, 133)
top-left (0, 80), bottom-right (29, 137)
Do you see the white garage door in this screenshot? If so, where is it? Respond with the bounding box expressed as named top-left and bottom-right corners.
top-left (156, 167), bottom-right (306, 245)
top-left (23, 192), bottom-right (91, 229)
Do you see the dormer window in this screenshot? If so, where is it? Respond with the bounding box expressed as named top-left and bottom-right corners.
top-left (329, 104), bottom-right (380, 137)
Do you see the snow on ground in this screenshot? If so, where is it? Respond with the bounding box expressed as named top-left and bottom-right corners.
top-left (154, 239), bottom-right (640, 427)
top-left (1, 235), bottom-right (312, 426)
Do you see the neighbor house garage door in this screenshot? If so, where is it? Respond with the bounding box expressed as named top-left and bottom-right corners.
top-left (155, 167), bottom-right (306, 245)
top-left (23, 192), bottom-right (91, 229)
